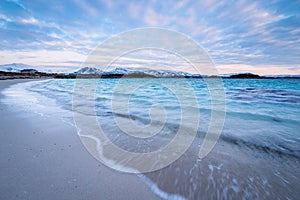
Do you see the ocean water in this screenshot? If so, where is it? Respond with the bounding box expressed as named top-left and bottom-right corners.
top-left (3, 78), bottom-right (300, 199)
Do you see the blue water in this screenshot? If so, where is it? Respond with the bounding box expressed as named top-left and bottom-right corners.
top-left (27, 78), bottom-right (300, 158)
top-left (4, 78), bottom-right (300, 199)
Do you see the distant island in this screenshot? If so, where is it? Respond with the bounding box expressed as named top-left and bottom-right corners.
top-left (0, 63), bottom-right (299, 80)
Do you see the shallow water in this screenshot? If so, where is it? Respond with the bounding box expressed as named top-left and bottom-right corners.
top-left (3, 78), bottom-right (300, 199)
top-left (25, 78), bottom-right (300, 157)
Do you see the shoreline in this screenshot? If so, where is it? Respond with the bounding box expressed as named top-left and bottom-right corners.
top-left (1, 79), bottom-right (299, 199)
top-left (0, 79), bottom-right (161, 200)
top-left (1, 70), bottom-right (300, 80)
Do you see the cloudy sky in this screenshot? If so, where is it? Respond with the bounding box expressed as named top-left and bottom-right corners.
top-left (0, 0), bottom-right (300, 74)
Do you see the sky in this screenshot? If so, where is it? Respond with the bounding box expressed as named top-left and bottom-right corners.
top-left (0, 0), bottom-right (300, 74)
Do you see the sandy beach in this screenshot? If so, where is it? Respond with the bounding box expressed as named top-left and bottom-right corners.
top-left (0, 79), bottom-right (160, 200)
top-left (1, 79), bottom-right (300, 199)
top-left (1, 0), bottom-right (300, 199)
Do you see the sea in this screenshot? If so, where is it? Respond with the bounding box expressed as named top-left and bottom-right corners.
top-left (3, 78), bottom-right (300, 199)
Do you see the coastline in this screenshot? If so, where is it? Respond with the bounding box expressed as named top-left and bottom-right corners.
top-left (1, 79), bottom-right (299, 199)
top-left (0, 79), bottom-right (161, 200)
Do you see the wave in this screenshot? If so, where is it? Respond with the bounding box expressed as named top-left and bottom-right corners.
top-left (221, 134), bottom-right (300, 159)
top-left (22, 79), bottom-right (300, 160)
top-left (182, 106), bottom-right (299, 125)
top-left (227, 87), bottom-right (300, 104)
top-left (109, 111), bottom-right (300, 159)
top-left (224, 110), bottom-right (300, 125)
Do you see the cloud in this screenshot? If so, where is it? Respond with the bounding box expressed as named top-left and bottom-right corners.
top-left (72, 0), bottom-right (99, 17)
top-left (0, 50), bottom-right (86, 67)
top-left (0, 0), bottom-right (299, 74)
top-left (216, 64), bottom-right (300, 75)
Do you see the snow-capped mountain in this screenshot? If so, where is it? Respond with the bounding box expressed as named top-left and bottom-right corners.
top-left (75, 67), bottom-right (103, 75)
top-left (0, 63), bottom-right (34, 72)
top-left (74, 67), bottom-right (193, 77)
top-left (103, 67), bottom-right (130, 75)
top-left (0, 63), bottom-right (81, 74)
top-left (104, 67), bottom-right (193, 77)
top-left (0, 64), bottom-right (194, 77)
top-left (2, 63), bottom-right (298, 78)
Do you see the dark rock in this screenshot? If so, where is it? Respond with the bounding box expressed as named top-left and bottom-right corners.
top-left (229, 73), bottom-right (261, 79)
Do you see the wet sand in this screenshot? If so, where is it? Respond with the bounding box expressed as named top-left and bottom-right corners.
top-left (142, 136), bottom-right (300, 199)
top-left (0, 80), bottom-right (160, 200)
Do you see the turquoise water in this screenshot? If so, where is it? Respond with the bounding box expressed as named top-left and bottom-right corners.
top-left (28, 78), bottom-right (300, 158)
top-left (9, 78), bottom-right (299, 199)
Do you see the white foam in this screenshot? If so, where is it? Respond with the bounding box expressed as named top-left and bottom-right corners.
top-left (2, 80), bottom-right (75, 127)
top-left (77, 128), bottom-right (188, 200)
top-left (138, 174), bottom-right (187, 200)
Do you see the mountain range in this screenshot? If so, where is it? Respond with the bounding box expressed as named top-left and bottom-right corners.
top-left (0, 63), bottom-right (299, 79)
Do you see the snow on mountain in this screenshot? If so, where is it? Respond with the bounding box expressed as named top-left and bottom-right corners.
top-left (0, 63), bottom-right (81, 74)
top-left (75, 67), bottom-right (103, 75)
top-left (102, 67), bottom-right (192, 77)
top-left (74, 67), bottom-right (193, 77)
top-left (103, 67), bottom-right (130, 75)
top-left (0, 63), bottom-right (35, 72)
top-left (1, 64), bottom-right (192, 77)
top-left (2, 63), bottom-right (299, 78)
